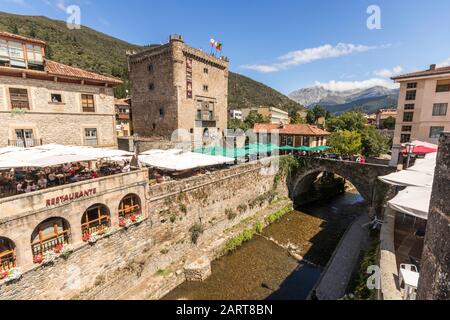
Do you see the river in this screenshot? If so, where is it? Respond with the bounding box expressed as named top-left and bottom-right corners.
top-left (163, 191), bottom-right (366, 300)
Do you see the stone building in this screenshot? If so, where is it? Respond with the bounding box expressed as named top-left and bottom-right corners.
top-left (0, 32), bottom-right (122, 148)
top-left (115, 98), bottom-right (132, 137)
top-left (128, 35), bottom-right (229, 144)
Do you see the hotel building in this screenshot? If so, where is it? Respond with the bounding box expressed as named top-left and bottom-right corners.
top-left (0, 32), bottom-right (122, 148)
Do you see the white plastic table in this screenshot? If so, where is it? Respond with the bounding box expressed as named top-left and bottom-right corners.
top-left (400, 269), bottom-right (419, 300)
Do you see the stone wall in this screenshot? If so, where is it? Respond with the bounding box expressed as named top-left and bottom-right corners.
top-left (417, 132), bottom-right (450, 300)
top-left (0, 159), bottom-right (288, 300)
top-left (0, 76), bottom-right (117, 147)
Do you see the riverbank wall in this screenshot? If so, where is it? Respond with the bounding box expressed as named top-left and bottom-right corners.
top-left (0, 159), bottom-right (290, 300)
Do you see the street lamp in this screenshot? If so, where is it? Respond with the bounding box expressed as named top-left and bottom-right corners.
top-left (405, 142), bottom-right (415, 168)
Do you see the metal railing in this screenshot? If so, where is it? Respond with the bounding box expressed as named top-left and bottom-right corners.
top-left (8, 139), bottom-right (43, 148)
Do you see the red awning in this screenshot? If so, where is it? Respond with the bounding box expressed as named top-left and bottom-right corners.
top-left (402, 146), bottom-right (438, 155)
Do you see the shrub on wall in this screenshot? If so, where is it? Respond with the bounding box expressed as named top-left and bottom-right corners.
top-left (189, 223), bottom-right (204, 244)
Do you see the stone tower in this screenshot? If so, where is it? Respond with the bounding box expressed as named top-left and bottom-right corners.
top-left (417, 132), bottom-right (450, 300)
top-left (127, 35), bottom-right (229, 143)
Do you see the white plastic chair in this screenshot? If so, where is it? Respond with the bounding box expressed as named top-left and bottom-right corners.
top-left (399, 264), bottom-right (419, 288)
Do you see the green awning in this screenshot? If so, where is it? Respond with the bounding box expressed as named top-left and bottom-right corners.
top-left (279, 146), bottom-right (296, 151)
top-left (309, 146), bottom-right (331, 152)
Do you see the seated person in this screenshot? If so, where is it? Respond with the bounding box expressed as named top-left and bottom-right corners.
top-left (16, 181), bottom-right (25, 193)
top-left (48, 172), bottom-right (57, 186)
top-left (37, 176), bottom-right (48, 189)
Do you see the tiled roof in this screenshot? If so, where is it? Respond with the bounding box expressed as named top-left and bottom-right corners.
top-left (45, 60), bottom-right (122, 85)
top-left (392, 66), bottom-right (450, 80)
top-left (0, 31), bottom-right (47, 46)
top-left (254, 123), bottom-right (329, 136)
top-left (115, 98), bottom-right (130, 106)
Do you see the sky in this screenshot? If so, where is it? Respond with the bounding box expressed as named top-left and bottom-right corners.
top-left (1, 0), bottom-right (450, 94)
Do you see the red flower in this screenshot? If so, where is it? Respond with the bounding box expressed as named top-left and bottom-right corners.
top-left (33, 255), bottom-right (43, 264)
top-left (53, 244), bottom-right (63, 254)
top-left (82, 233), bottom-right (90, 242)
top-left (119, 218), bottom-right (126, 227)
top-left (0, 270), bottom-right (8, 279)
top-left (130, 214), bottom-right (137, 222)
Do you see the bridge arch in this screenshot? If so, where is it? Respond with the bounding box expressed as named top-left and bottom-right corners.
top-left (287, 157), bottom-right (396, 207)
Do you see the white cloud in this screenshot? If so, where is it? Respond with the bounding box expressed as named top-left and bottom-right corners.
top-left (3, 0), bottom-right (31, 7)
top-left (373, 66), bottom-right (403, 78)
top-left (242, 43), bottom-right (381, 73)
top-left (314, 78), bottom-right (399, 92)
top-left (437, 57), bottom-right (450, 68)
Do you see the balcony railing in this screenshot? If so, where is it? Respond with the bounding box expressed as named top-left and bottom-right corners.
top-left (31, 232), bottom-right (71, 258)
top-left (8, 139), bottom-right (43, 148)
top-left (0, 250), bottom-right (16, 272)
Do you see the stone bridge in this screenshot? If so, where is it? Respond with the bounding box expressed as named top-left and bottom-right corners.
top-left (288, 157), bottom-right (396, 210)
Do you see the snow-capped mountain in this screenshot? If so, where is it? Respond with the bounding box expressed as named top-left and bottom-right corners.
top-left (289, 86), bottom-right (399, 108)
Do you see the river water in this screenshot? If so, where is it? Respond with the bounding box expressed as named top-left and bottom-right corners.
top-left (163, 191), bottom-right (366, 300)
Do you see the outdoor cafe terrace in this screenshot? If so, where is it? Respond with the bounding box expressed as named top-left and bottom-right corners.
top-left (0, 144), bottom-right (135, 200)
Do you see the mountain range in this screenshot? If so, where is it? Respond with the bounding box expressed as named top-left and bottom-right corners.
top-left (289, 86), bottom-right (399, 114)
top-left (0, 11), bottom-right (304, 113)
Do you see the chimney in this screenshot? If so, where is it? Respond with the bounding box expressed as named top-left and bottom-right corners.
top-left (430, 64), bottom-right (436, 71)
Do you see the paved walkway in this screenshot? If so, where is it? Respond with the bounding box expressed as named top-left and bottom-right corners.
top-left (314, 213), bottom-right (371, 300)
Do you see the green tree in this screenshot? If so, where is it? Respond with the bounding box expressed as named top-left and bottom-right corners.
top-left (327, 111), bottom-right (367, 132)
top-left (244, 110), bottom-right (270, 129)
top-left (289, 110), bottom-right (306, 124)
top-left (306, 105), bottom-right (330, 124)
top-left (329, 130), bottom-right (362, 156)
top-left (10, 24), bottom-right (19, 34)
top-left (381, 116), bottom-right (396, 130)
top-left (360, 126), bottom-right (390, 157)
top-left (228, 118), bottom-right (249, 131)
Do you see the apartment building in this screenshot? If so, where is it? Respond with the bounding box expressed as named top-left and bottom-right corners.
top-left (391, 64), bottom-right (450, 145)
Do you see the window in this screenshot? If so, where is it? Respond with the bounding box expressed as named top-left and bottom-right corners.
top-left (9, 88), bottom-right (29, 109)
top-left (429, 126), bottom-right (444, 139)
top-left (50, 94), bottom-right (62, 103)
top-left (403, 112), bottom-right (414, 122)
top-left (436, 80), bottom-right (450, 92)
top-left (31, 218), bottom-right (71, 259)
top-left (0, 237), bottom-right (16, 272)
top-left (405, 90), bottom-right (416, 101)
top-left (152, 123), bottom-right (156, 130)
top-left (7, 42), bottom-right (25, 68)
top-left (149, 83), bottom-right (155, 91)
top-left (203, 85), bottom-right (209, 92)
top-left (26, 45), bottom-right (43, 65)
top-left (303, 136), bottom-right (310, 146)
top-left (148, 64), bottom-right (153, 72)
top-left (15, 129), bottom-right (35, 148)
top-left (432, 103), bottom-right (448, 116)
top-left (203, 68), bottom-right (208, 74)
top-left (407, 82), bottom-right (417, 89)
top-left (159, 107), bottom-right (164, 117)
top-left (196, 109), bottom-right (202, 121)
top-left (208, 110), bottom-right (214, 120)
top-left (81, 94), bottom-right (95, 112)
top-left (84, 128), bottom-right (98, 146)
top-left (401, 126), bottom-right (412, 132)
top-left (118, 194), bottom-right (141, 221)
top-left (404, 104), bottom-right (415, 110)
top-left (400, 134), bottom-right (411, 143)
top-left (81, 204), bottom-right (111, 237)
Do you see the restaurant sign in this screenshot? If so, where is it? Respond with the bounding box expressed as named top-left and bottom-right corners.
top-left (46, 188), bottom-right (97, 207)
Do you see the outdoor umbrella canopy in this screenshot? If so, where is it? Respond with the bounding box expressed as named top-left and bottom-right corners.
top-left (26, 154), bottom-right (98, 167)
top-left (139, 150), bottom-right (234, 171)
top-left (279, 146), bottom-right (296, 151)
top-left (378, 170), bottom-right (434, 188)
top-left (309, 146), bottom-right (331, 152)
top-left (388, 186), bottom-right (431, 220)
top-left (402, 145), bottom-right (437, 155)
